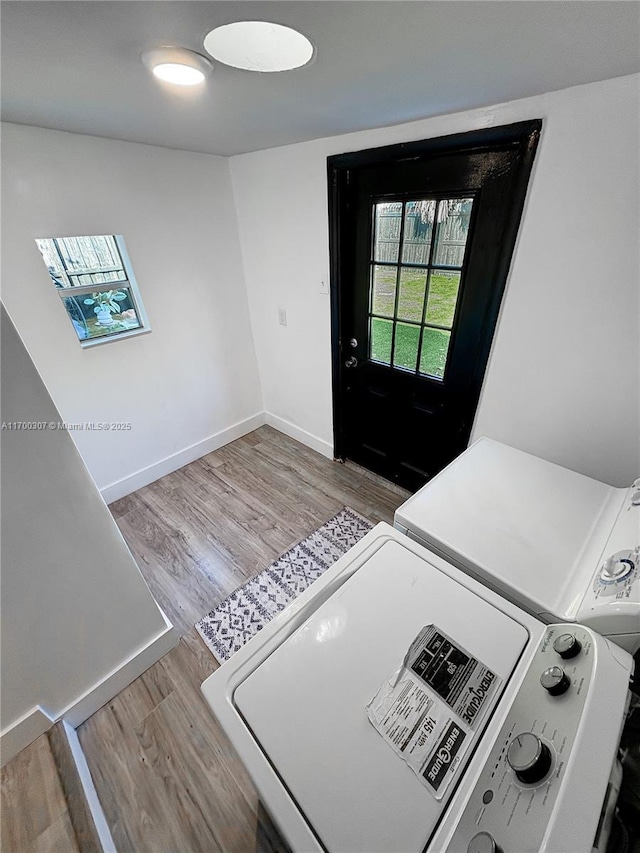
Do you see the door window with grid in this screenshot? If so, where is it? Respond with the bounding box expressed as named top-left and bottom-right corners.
top-left (369, 197), bottom-right (473, 379)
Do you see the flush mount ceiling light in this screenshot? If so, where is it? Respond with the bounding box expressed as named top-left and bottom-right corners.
top-left (203, 21), bottom-right (314, 72)
top-left (142, 46), bottom-right (212, 86)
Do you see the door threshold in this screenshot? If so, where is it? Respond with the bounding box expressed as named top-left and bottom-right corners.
top-left (342, 458), bottom-right (413, 498)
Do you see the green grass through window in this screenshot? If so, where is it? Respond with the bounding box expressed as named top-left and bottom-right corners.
top-left (369, 267), bottom-right (459, 378)
top-left (371, 319), bottom-right (450, 378)
top-left (372, 268), bottom-right (460, 325)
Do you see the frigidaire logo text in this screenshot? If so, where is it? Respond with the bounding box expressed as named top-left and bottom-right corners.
top-left (460, 671), bottom-right (495, 725)
top-left (424, 723), bottom-right (466, 791)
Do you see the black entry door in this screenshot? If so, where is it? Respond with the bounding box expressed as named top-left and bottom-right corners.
top-left (328, 121), bottom-right (541, 491)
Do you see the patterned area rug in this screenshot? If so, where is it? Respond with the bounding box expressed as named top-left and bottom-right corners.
top-left (196, 507), bottom-right (373, 663)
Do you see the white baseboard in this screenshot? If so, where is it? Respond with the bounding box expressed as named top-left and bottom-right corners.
top-left (264, 413), bottom-right (334, 459)
top-left (62, 721), bottom-right (117, 852)
top-left (1, 705), bottom-right (54, 766)
top-left (60, 624), bottom-right (179, 728)
top-left (2, 625), bottom-right (177, 765)
top-left (99, 411), bottom-right (335, 503)
top-left (100, 412), bottom-right (266, 503)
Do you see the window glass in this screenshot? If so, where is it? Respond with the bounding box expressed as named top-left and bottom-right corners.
top-left (424, 270), bottom-right (461, 327)
top-left (393, 322), bottom-right (421, 371)
top-left (370, 317), bottom-right (393, 365)
top-left (35, 235), bottom-right (149, 346)
top-left (397, 267), bottom-right (427, 323)
top-left (373, 202), bottom-right (402, 263)
top-left (368, 197), bottom-right (473, 381)
top-left (420, 328), bottom-right (451, 379)
top-left (432, 198), bottom-right (474, 267)
top-left (371, 265), bottom-right (396, 318)
top-left (401, 200), bottom-right (435, 264)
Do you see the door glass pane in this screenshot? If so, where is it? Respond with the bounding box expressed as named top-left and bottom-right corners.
top-left (433, 198), bottom-right (474, 267)
top-left (425, 270), bottom-right (461, 327)
top-left (420, 328), bottom-right (451, 379)
top-left (402, 200), bottom-right (436, 264)
top-left (397, 268), bottom-right (427, 323)
top-left (368, 196), bottom-right (473, 381)
top-left (370, 317), bottom-right (393, 364)
top-left (371, 265), bottom-right (396, 317)
top-left (373, 202), bottom-right (402, 263)
top-left (393, 322), bottom-right (420, 371)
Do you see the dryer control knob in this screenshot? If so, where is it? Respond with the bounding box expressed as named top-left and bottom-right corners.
top-left (467, 831), bottom-right (502, 853)
top-left (600, 554), bottom-right (634, 583)
top-left (540, 665), bottom-right (571, 696)
top-left (507, 732), bottom-right (552, 784)
top-left (553, 633), bottom-right (581, 659)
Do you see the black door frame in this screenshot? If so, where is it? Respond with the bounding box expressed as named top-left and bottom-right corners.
top-left (327, 120), bottom-right (542, 464)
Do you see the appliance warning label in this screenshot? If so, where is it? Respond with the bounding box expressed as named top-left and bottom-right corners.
top-left (366, 625), bottom-right (500, 798)
top-left (408, 625), bottom-right (499, 727)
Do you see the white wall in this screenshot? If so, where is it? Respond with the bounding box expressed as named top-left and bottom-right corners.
top-left (0, 307), bottom-right (175, 755)
top-left (1, 124), bottom-right (263, 499)
top-left (2, 77), bottom-right (637, 492)
top-left (230, 74), bottom-right (640, 486)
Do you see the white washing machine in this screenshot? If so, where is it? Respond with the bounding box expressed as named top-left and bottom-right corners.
top-left (395, 437), bottom-right (640, 654)
top-left (201, 524), bottom-right (633, 853)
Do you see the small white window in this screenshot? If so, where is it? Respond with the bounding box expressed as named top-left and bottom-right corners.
top-left (35, 235), bottom-right (150, 347)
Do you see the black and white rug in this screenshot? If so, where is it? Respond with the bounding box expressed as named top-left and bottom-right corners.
top-left (195, 507), bottom-right (373, 663)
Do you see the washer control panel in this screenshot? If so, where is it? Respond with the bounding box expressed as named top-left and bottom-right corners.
top-left (447, 625), bottom-right (595, 853)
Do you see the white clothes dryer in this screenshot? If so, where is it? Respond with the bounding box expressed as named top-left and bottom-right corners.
top-left (395, 437), bottom-right (640, 653)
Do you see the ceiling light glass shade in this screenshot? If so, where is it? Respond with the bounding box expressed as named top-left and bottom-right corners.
top-left (153, 63), bottom-right (204, 86)
top-left (142, 47), bottom-right (212, 86)
top-left (203, 21), bottom-right (314, 72)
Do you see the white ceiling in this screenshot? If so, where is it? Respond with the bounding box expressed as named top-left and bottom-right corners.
top-left (2, 1), bottom-right (639, 157)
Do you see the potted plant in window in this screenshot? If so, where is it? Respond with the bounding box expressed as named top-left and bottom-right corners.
top-left (83, 290), bottom-right (128, 325)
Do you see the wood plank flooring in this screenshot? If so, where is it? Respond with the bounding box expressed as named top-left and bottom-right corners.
top-left (76, 426), bottom-right (409, 852)
top-left (110, 425), bottom-right (408, 637)
top-left (1, 734), bottom-right (81, 853)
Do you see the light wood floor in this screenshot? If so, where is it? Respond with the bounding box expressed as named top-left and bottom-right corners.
top-left (110, 426), bottom-right (406, 638)
top-left (1, 734), bottom-right (80, 853)
top-left (71, 426), bottom-right (408, 852)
